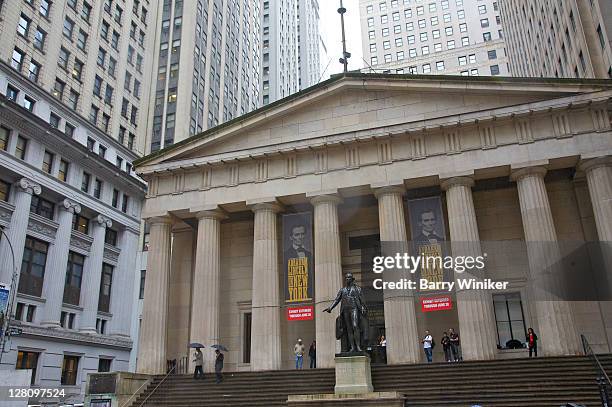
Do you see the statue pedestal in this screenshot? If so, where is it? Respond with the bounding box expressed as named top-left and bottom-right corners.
top-left (287, 353), bottom-right (406, 406)
top-left (334, 353), bottom-right (373, 394)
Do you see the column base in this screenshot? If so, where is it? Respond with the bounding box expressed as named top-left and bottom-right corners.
top-left (79, 328), bottom-right (98, 335)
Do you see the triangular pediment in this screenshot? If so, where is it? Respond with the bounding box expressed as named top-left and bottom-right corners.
top-left (135, 73), bottom-right (612, 172)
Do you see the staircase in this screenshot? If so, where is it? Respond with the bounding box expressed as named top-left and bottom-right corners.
top-left (129, 355), bottom-right (611, 407)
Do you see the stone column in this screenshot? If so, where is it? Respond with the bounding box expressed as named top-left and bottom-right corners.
top-left (249, 202), bottom-right (282, 371)
top-left (511, 166), bottom-right (581, 355)
top-left (80, 214), bottom-right (112, 334)
top-left (310, 194), bottom-right (343, 369)
top-left (374, 186), bottom-right (420, 364)
top-left (579, 156), bottom-right (612, 350)
top-left (41, 199), bottom-right (81, 327)
top-left (0, 178), bottom-right (41, 286)
top-left (580, 157), bottom-right (612, 241)
top-left (441, 177), bottom-right (497, 360)
top-left (137, 216), bottom-right (173, 374)
top-left (189, 210), bottom-right (224, 373)
top-left (109, 228), bottom-right (140, 337)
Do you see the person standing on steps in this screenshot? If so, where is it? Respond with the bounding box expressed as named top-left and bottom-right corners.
top-left (215, 349), bottom-right (224, 383)
top-left (193, 347), bottom-right (204, 379)
top-left (449, 328), bottom-right (462, 362)
top-left (441, 331), bottom-right (452, 362)
top-left (308, 340), bottom-right (316, 369)
top-left (422, 330), bottom-right (433, 363)
top-left (526, 327), bottom-right (538, 357)
top-left (294, 338), bottom-right (305, 369)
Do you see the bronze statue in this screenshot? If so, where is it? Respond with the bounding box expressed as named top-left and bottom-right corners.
top-left (324, 273), bottom-right (369, 353)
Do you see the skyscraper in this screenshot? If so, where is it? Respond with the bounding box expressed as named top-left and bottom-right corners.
top-left (0, 0), bottom-right (149, 401)
top-left (146, 0), bottom-right (262, 152)
top-left (1, 0), bottom-right (157, 155)
top-left (261, 0), bottom-right (322, 105)
top-left (359, 0), bottom-right (509, 76)
top-left (500, 0), bottom-right (612, 79)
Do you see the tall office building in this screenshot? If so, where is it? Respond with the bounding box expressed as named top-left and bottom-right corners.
top-left (0, 0), bottom-right (150, 401)
top-left (261, 0), bottom-right (322, 105)
top-left (500, 0), bottom-right (612, 79)
top-left (359, 0), bottom-right (509, 76)
top-left (146, 0), bottom-right (262, 152)
top-left (1, 0), bottom-right (158, 156)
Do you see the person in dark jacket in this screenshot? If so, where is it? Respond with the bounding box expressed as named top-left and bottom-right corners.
top-left (449, 328), bottom-right (461, 362)
top-left (308, 340), bottom-right (316, 369)
top-left (215, 349), bottom-right (224, 383)
top-left (526, 328), bottom-right (538, 357)
top-left (441, 332), bottom-right (452, 362)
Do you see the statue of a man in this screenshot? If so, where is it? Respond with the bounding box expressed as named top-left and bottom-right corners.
top-left (324, 273), bottom-right (368, 353)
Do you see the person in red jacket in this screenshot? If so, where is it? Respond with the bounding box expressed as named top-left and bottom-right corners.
top-left (526, 328), bottom-right (538, 357)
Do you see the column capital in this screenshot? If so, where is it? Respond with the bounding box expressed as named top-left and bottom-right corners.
top-left (16, 178), bottom-right (42, 195)
top-left (309, 194), bottom-right (343, 206)
top-left (249, 202), bottom-right (284, 213)
top-left (96, 214), bottom-right (113, 228)
top-left (195, 209), bottom-right (227, 221)
top-left (373, 185), bottom-right (405, 199)
top-left (60, 199), bottom-right (81, 214)
top-left (578, 156), bottom-right (612, 174)
top-left (147, 215), bottom-right (173, 226)
top-left (441, 176), bottom-right (474, 191)
top-left (510, 166), bottom-right (547, 182)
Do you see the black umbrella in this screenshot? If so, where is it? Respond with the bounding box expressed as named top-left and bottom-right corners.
top-left (211, 344), bottom-right (228, 352)
top-left (189, 342), bottom-right (205, 348)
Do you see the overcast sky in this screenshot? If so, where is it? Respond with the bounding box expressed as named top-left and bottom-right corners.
top-left (318, 0), bottom-right (364, 80)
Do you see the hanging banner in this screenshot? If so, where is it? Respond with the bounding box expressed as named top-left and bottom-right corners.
top-left (287, 306), bottom-right (314, 321)
top-left (283, 212), bottom-right (314, 304)
top-left (407, 196), bottom-right (450, 291)
top-left (0, 283), bottom-right (10, 335)
top-left (421, 296), bottom-right (453, 312)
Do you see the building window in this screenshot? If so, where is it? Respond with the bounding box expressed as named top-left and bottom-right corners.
top-left (23, 96), bottom-right (35, 112)
top-left (11, 48), bottom-right (25, 71)
top-left (112, 189), bottom-right (119, 207)
top-left (15, 136), bottom-right (27, 160)
top-left (89, 105), bottom-right (99, 125)
top-left (81, 172), bottom-right (90, 193)
top-left (436, 61), bottom-right (445, 71)
top-left (65, 122), bottom-right (75, 138)
top-left (0, 127), bottom-right (9, 151)
top-left (490, 64), bottom-right (500, 75)
top-left (478, 4), bottom-right (486, 14)
top-left (422, 63), bottom-right (431, 73)
top-left (63, 251), bottom-right (84, 306)
top-left (0, 180), bottom-right (9, 202)
top-left (72, 60), bottom-right (83, 81)
top-left (493, 293), bottom-right (526, 349)
top-left (72, 214), bottom-right (89, 235)
top-left (139, 270), bottom-right (146, 299)
top-left (98, 358), bottom-right (112, 372)
top-left (105, 228), bottom-right (117, 246)
top-left (33, 27), bottom-right (46, 50)
top-left (63, 18), bottom-right (74, 39)
top-left (121, 195), bottom-right (128, 213)
top-left (30, 195), bottom-right (54, 220)
top-left (243, 312), bottom-right (251, 363)
top-left (488, 50), bottom-right (497, 60)
top-left (39, 0), bottom-right (51, 17)
top-left (61, 355), bottom-right (79, 386)
top-left (93, 179), bottom-right (103, 199)
top-left (19, 236), bottom-right (48, 297)
top-left (16, 351), bottom-right (39, 385)
top-left (98, 263), bottom-right (113, 312)
top-left (483, 32), bottom-right (492, 41)
top-left (61, 311), bottom-right (76, 329)
top-left (55, 159), bottom-right (68, 182)
top-left (17, 14), bottom-right (31, 37)
top-left (42, 150), bottom-right (54, 173)
top-left (77, 30), bottom-right (88, 50)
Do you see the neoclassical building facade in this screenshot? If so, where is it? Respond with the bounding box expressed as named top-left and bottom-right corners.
top-left (134, 73), bottom-right (612, 374)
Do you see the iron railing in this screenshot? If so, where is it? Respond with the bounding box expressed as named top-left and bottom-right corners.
top-left (581, 334), bottom-right (611, 406)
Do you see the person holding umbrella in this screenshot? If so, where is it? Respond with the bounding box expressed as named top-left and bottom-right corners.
top-left (211, 344), bottom-right (228, 384)
top-left (193, 346), bottom-right (204, 379)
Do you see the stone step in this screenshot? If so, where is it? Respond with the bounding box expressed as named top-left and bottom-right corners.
top-left (130, 355), bottom-right (612, 407)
